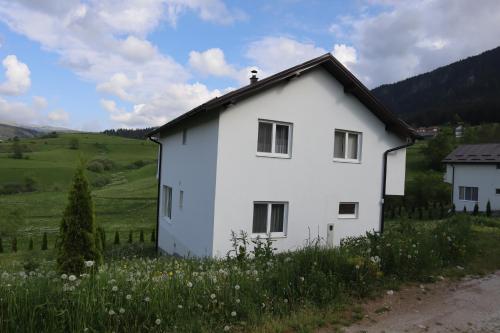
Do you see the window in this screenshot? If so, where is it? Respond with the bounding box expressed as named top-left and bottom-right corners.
top-left (334, 130), bottom-right (361, 161)
top-left (496, 188), bottom-right (500, 195)
top-left (458, 186), bottom-right (478, 201)
top-left (257, 120), bottom-right (292, 157)
top-left (338, 202), bottom-right (358, 218)
top-left (497, 164), bottom-right (500, 169)
top-left (182, 129), bottom-right (187, 145)
top-left (179, 190), bottom-right (184, 210)
top-left (252, 202), bottom-right (288, 236)
top-left (163, 185), bottom-right (172, 219)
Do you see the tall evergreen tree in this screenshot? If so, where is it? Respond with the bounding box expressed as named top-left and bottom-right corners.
top-left (41, 232), bottom-right (48, 250)
top-left (150, 230), bottom-right (156, 243)
top-left (28, 237), bottom-right (33, 251)
top-left (486, 200), bottom-right (492, 217)
top-left (128, 230), bottom-right (133, 244)
top-left (0, 237), bottom-right (3, 253)
top-left (114, 231), bottom-right (120, 245)
top-left (139, 230), bottom-right (144, 243)
top-left (473, 203), bottom-right (479, 216)
top-left (11, 237), bottom-right (17, 252)
top-left (57, 164), bottom-right (102, 274)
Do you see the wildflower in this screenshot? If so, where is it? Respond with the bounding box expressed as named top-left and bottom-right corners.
top-left (355, 265), bottom-right (360, 270)
top-left (387, 290), bottom-right (394, 295)
top-left (236, 298), bottom-right (240, 304)
top-left (112, 286), bottom-right (118, 292)
top-left (178, 304), bottom-right (183, 309)
top-left (108, 309), bottom-right (116, 316)
top-left (187, 281), bottom-right (193, 288)
top-left (144, 297), bottom-right (151, 302)
top-left (231, 311), bottom-right (237, 317)
top-left (119, 308), bottom-right (125, 314)
top-left (126, 294), bottom-right (132, 300)
top-left (284, 298), bottom-right (288, 303)
top-left (61, 274), bottom-right (68, 280)
top-left (210, 293), bottom-right (216, 299)
top-left (68, 275), bottom-right (77, 282)
top-left (234, 284), bottom-right (240, 290)
top-left (223, 325), bottom-right (230, 331)
top-left (299, 276), bottom-right (305, 282)
top-left (155, 318), bottom-right (161, 325)
top-left (84, 261), bottom-right (94, 268)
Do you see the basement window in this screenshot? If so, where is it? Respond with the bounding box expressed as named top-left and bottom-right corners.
top-left (458, 186), bottom-right (478, 201)
top-left (338, 202), bottom-right (358, 219)
top-left (257, 120), bottom-right (292, 158)
top-left (252, 202), bottom-right (288, 237)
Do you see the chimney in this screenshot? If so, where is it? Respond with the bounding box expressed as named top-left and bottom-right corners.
top-left (250, 69), bottom-right (258, 84)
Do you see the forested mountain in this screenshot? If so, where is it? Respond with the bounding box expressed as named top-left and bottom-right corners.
top-left (0, 123), bottom-right (40, 139)
top-left (372, 46), bottom-right (500, 126)
top-left (102, 127), bottom-right (156, 140)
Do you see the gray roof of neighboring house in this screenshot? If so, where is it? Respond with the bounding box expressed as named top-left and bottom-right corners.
top-left (443, 144), bottom-right (500, 164)
top-left (148, 53), bottom-right (418, 140)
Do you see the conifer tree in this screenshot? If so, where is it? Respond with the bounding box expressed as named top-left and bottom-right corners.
top-left (41, 232), bottom-right (48, 250)
top-left (139, 230), bottom-right (144, 243)
top-left (128, 230), bottom-right (133, 243)
top-left (28, 237), bottom-right (33, 250)
top-left (473, 203), bottom-right (479, 216)
top-left (463, 206), bottom-right (467, 213)
top-left (114, 231), bottom-right (120, 245)
top-left (486, 200), bottom-right (492, 217)
top-left (97, 227), bottom-right (106, 251)
top-left (57, 164), bottom-right (102, 274)
top-left (150, 230), bottom-right (156, 243)
top-left (0, 237), bottom-right (3, 253)
top-left (11, 237), bottom-right (17, 252)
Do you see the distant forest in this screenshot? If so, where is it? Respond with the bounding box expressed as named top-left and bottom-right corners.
top-left (102, 127), bottom-right (157, 140)
top-left (372, 46), bottom-right (500, 127)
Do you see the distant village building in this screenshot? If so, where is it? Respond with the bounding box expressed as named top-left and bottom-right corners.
top-left (416, 126), bottom-right (440, 139)
top-left (443, 144), bottom-right (500, 212)
top-left (148, 54), bottom-right (417, 257)
top-left (455, 125), bottom-right (464, 138)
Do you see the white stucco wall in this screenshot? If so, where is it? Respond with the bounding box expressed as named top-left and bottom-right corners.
top-left (448, 164), bottom-right (500, 211)
top-left (212, 68), bottom-right (406, 257)
top-left (158, 114), bottom-right (219, 257)
top-left (386, 148), bottom-right (406, 195)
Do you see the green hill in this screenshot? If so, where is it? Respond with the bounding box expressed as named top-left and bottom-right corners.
top-left (0, 133), bottom-right (157, 259)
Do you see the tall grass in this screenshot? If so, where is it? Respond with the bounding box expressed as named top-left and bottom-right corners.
top-left (0, 216), bottom-right (474, 332)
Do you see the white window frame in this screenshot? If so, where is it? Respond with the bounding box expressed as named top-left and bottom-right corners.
top-left (163, 185), bottom-right (172, 220)
top-left (333, 129), bottom-right (362, 163)
top-left (338, 202), bottom-right (359, 219)
top-left (458, 186), bottom-right (478, 201)
top-left (256, 119), bottom-right (293, 158)
top-left (251, 201), bottom-right (288, 238)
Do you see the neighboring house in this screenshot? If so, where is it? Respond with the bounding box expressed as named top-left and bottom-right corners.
top-left (148, 54), bottom-right (417, 257)
top-left (443, 144), bottom-right (500, 212)
top-left (455, 125), bottom-right (464, 138)
top-left (416, 126), bottom-right (440, 139)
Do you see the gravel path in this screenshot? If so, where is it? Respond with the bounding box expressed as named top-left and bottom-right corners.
top-left (342, 271), bottom-right (500, 333)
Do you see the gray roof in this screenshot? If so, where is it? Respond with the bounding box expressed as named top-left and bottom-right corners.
top-left (443, 144), bottom-right (500, 164)
top-left (148, 53), bottom-right (418, 140)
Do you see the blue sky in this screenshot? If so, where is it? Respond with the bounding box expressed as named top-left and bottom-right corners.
top-left (0, 0), bottom-right (499, 130)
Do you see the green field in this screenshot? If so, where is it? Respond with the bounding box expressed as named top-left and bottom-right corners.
top-left (0, 133), bottom-right (157, 260)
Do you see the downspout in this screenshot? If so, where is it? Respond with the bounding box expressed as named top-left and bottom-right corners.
top-left (451, 164), bottom-right (455, 206)
top-left (148, 135), bottom-right (162, 253)
top-left (380, 140), bottom-right (415, 233)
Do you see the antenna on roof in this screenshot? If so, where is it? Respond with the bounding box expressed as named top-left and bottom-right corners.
top-left (250, 69), bottom-right (258, 84)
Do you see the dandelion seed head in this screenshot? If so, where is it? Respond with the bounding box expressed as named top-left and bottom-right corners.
top-left (155, 318), bottom-right (161, 325)
top-left (231, 311), bottom-right (236, 317)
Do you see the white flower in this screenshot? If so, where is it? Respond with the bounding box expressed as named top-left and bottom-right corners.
top-left (68, 275), bottom-right (77, 282)
top-left (108, 309), bottom-right (115, 316)
top-left (300, 276), bottom-right (305, 282)
top-left (61, 274), bottom-right (68, 280)
top-left (84, 261), bottom-right (94, 268)
top-left (284, 298), bottom-right (288, 303)
top-left (119, 308), bottom-right (125, 314)
top-left (223, 325), bottom-right (230, 331)
top-left (355, 265), bottom-right (360, 270)
top-left (387, 290), bottom-right (394, 295)
top-left (187, 281), bottom-right (193, 288)
top-left (178, 304), bottom-right (183, 309)
top-left (126, 294), bottom-right (132, 300)
top-left (112, 286), bottom-right (118, 292)
top-left (234, 284), bottom-right (240, 290)
top-left (231, 311), bottom-right (237, 317)
top-left (210, 293), bottom-right (216, 299)
top-left (144, 297), bottom-right (150, 302)
top-left (235, 298), bottom-right (240, 304)
top-left (155, 318), bottom-right (161, 325)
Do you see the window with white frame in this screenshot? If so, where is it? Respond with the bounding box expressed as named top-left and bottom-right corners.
top-left (179, 190), bottom-right (184, 210)
top-left (458, 186), bottom-right (478, 201)
top-left (496, 188), bottom-right (500, 195)
top-left (338, 202), bottom-right (358, 218)
top-left (252, 202), bottom-right (288, 236)
top-left (257, 120), bottom-right (292, 157)
top-left (334, 130), bottom-right (361, 161)
top-left (163, 185), bottom-right (172, 219)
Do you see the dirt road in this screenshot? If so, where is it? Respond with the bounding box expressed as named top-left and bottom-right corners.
top-left (343, 271), bottom-right (500, 333)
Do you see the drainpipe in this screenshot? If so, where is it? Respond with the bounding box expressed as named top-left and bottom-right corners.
top-left (451, 164), bottom-right (455, 205)
top-left (148, 135), bottom-right (162, 253)
top-left (380, 140), bottom-right (415, 233)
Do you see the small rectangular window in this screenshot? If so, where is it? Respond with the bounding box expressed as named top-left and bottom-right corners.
top-left (458, 186), bottom-right (478, 201)
top-left (257, 120), bottom-right (292, 157)
top-left (179, 190), bottom-right (184, 210)
top-left (496, 164), bottom-right (500, 169)
top-left (338, 202), bottom-right (358, 218)
top-left (182, 129), bottom-right (187, 145)
top-left (163, 186), bottom-right (172, 219)
top-left (334, 130), bottom-right (361, 161)
top-left (496, 188), bottom-right (500, 195)
top-left (252, 202), bottom-right (288, 236)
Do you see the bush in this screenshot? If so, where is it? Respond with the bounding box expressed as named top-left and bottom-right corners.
top-left (57, 164), bottom-right (102, 274)
top-left (126, 160), bottom-right (150, 169)
top-left (139, 230), bottom-right (144, 243)
top-left (86, 159), bottom-right (116, 173)
top-left (150, 230), bottom-right (156, 243)
top-left (41, 232), bottom-right (48, 250)
top-left (0, 177), bottom-right (38, 195)
top-left (11, 237), bottom-right (17, 252)
top-left (486, 201), bottom-right (492, 217)
top-left (0, 237), bottom-right (3, 253)
top-left (28, 237), bottom-right (34, 251)
top-left (91, 175), bottom-right (111, 188)
top-left (114, 231), bottom-right (120, 245)
top-left (69, 138), bottom-right (80, 150)
top-left (128, 231), bottom-right (133, 244)
top-left (473, 203), bottom-right (479, 216)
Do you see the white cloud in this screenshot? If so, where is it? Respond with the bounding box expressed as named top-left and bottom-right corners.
top-left (47, 108), bottom-right (69, 124)
top-left (332, 44), bottom-right (357, 68)
top-left (119, 36), bottom-right (156, 62)
top-left (164, 0), bottom-right (246, 27)
top-left (246, 37), bottom-right (326, 75)
top-left (33, 96), bottom-right (48, 109)
top-left (0, 97), bottom-right (38, 124)
top-left (189, 48), bottom-right (236, 77)
top-left (341, 0), bottom-right (500, 87)
top-left (0, 55), bottom-right (31, 96)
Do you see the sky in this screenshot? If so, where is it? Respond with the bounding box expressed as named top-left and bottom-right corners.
top-left (0, 0), bottom-right (499, 131)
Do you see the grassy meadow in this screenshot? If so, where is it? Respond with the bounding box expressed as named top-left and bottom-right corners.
top-left (0, 133), bottom-right (158, 262)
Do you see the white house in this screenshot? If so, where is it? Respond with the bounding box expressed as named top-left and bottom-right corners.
top-left (443, 144), bottom-right (500, 212)
top-left (148, 54), bottom-right (417, 257)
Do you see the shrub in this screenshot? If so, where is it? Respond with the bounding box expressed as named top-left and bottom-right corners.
top-left (128, 231), bottom-right (133, 244)
top-left (28, 237), bottom-right (34, 251)
top-left (69, 138), bottom-right (80, 150)
top-left (486, 200), bottom-right (492, 217)
top-left (114, 231), bottom-right (120, 245)
top-left (0, 237), bottom-right (3, 253)
top-left (41, 232), bottom-right (48, 250)
top-left (150, 229), bottom-right (156, 243)
top-left (139, 230), bottom-right (144, 243)
top-left (11, 237), bottom-right (17, 252)
top-left (473, 203), bottom-right (479, 216)
top-left (126, 160), bottom-right (150, 169)
top-left (86, 160), bottom-right (104, 173)
top-left (57, 164), bottom-right (102, 274)
top-left (91, 175), bottom-right (111, 188)
top-left (463, 206), bottom-right (467, 213)
top-left (97, 227), bottom-right (106, 251)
